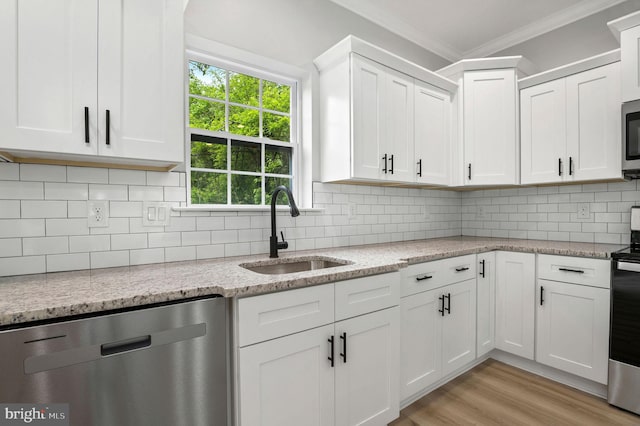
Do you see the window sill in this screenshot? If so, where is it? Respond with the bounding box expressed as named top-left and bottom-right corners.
top-left (172, 205), bottom-right (323, 213)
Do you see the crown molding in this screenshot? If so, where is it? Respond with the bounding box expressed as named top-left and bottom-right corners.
top-left (462, 0), bottom-right (627, 58)
top-left (331, 0), bottom-right (626, 63)
top-left (329, 0), bottom-right (462, 62)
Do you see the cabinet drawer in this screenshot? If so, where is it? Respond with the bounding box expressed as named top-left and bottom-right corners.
top-left (402, 254), bottom-right (476, 297)
top-left (335, 272), bottom-right (401, 321)
top-left (237, 283), bottom-right (334, 347)
top-left (537, 255), bottom-right (610, 289)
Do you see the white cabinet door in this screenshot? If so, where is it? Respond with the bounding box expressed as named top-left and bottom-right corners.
top-left (495, 252), bottom-right (535, 359)
top-left (400, 289), bottom-right (442, 400)
top-left (0, 0), bottom-right (98, 156)
top-left (536, 279), bottom-right (610, 384)
top-left (463, 69), bottom-right (518, 185)
top-left (621, 25), bottom-right (640, 103)
top-left (520, 79), bottom-right (567, 185)
top-left (441, 279), bottom-right (477, 377)
top-left (566, 62), bottom-right (621, 182)
top-left (238, 324), bottom-right (335, 426)
top-left (385, 69), bottom-right (415, 183)
top-left (477, 252), bottom-right (496, 357)
top-left (97, 0), bottom-right (184, 163)
top-left (335, 307), bottom-right (399, 426)
top-left (414, 81), bottom-right (451, 186)
top-left (352, 55), bottom-right (386, 180)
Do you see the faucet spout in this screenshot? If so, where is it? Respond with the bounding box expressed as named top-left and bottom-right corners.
top-left (270, 185), bottom-right (300, 258)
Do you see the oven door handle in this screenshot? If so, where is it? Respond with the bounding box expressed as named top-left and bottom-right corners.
top-left (617, 261), bottom-right (640, 273)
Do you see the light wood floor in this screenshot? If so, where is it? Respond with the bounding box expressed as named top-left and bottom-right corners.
top-left (390, 359), bottom-right (640, 426)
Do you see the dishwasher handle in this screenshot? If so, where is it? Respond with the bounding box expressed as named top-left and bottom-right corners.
top-left (101, 335), bottom-right (151, 356)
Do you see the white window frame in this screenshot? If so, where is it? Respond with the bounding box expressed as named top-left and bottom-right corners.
top-left (185, 50), bottom-right (300, 208)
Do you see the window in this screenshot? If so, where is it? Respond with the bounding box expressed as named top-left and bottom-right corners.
top-left (187, 56), bottom-right (297, 206)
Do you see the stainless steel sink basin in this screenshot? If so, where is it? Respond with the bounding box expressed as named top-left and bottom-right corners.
top-left (240, 256), bottom-right (352, 275)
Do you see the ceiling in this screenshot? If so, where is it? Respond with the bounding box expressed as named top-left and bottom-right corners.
top-left (329, 0), bottom-right (627, 61)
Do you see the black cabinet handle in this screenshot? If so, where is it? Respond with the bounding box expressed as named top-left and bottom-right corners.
top-left (468, 163), bottom-right (472, 180)
top-left (455, 267), bottom-right (469, 272)
top-left (105, 109), bottom-right (111, 145)
top-left (382, 154), bottom-right (387, 173)
top-left (416, 274), bottom-right (432, 281)
top-left (569, 156), bottom-right (573, 176)
top-left (339, 332), bottom-right (347, 363)
top-left (328, 336), bottom-right (335, 367)
top-left (479, 259), bottom-right (485, 278)
top-left (389, 154), bottom-right (394, 175)
top-left (446, 293), bottom-right (451, 314)
top-left (438, 295), bottom-right (445, 316)
top-left (558, 267), bottom-right (584, 274)
top-left (558, 158), bottom-right (562, 176)
top-left (417, 159), bottom-right (422, 177)
top-left (540, 286), bottom-right (545, 306)
top-left (84, 107), bottom-right (90, 143)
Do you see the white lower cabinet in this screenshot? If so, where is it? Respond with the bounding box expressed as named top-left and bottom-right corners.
top-left (495, 252), bottom-right (535, 359)
top-left (476, 252), bottom-right (496, 357)
top-left (236, 273), bottom-right (401, 426)
top-left (400, 275), bottom-right (476, 400)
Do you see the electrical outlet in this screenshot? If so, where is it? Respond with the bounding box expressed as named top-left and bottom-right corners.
top-left (88, 201), bottom-right (109, 228)
top-left (347, 202), bottom-right (357, 220)
top-left (577, 203), bottom-right (590, 219)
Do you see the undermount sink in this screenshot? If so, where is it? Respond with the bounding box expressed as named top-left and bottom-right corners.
top-left (240, 256), bottom-right (352, 275)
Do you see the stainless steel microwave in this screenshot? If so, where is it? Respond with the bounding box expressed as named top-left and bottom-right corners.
top-left (623, 99), bottom-right (640, 171)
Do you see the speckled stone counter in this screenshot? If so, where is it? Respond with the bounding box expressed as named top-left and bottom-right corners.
top-left (0, 236), bottom-right (625, 327)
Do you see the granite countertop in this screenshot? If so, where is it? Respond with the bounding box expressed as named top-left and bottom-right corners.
top-left (0, 237), bottom-right (625, 328)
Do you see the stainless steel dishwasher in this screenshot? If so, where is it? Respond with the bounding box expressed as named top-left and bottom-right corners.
top-left (0, 297), bottom-right (229, 426)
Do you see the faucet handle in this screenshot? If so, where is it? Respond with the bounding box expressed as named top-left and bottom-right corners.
top-left (277, 231), bottom-right (288, 250)
top-left (280, 231), bottom-right (286, 242)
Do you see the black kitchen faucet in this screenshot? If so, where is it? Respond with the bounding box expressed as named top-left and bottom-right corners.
top-left (270, 185), bottom-right (300, 258)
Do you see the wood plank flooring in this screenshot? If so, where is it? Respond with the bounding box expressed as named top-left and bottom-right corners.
top-left (390, 359), bottom-right (640, 426)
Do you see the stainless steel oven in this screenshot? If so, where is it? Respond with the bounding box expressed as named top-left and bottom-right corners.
top-left (623, 99), bottom-right (640, 171)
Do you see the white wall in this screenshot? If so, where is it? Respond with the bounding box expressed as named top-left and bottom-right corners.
top-left (492, 0), bottom-right (640, 72)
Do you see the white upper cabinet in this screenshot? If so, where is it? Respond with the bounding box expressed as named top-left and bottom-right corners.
top-left (414, 81), bottom-right (452, 186)
top-left (520, 59), bottom-right (621, 185)
top-left (0, 0), bottom-right (184, 168)
top-left (463, 69), bottom-right (518, 185)
top-left (438, 57), bottom-right (531, 187)
top-left (315, 36), bottom-right (457, 186)
top-left (609, 11), bottom-right (640, 102)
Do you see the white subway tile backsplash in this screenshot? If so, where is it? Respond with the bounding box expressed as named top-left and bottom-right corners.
top-left (90, 251), bottom-right (129, 269)
top-left (165, 217), bottom-right (196, 232)
top-left (0, 238), bottom-right (21, 257)
top-left (0, 181), bottom-right (43, 200)
top-left (45, 183), bottom-right (87, 200)
top-left (69, 235), bottom-right (110, 253)
top-left (0, 256), bottom-right (45, 276)
top-left (20, 164), bottom-right (66, 182)
top-left (111, 233), bottom-right (147, 250)
top-left (129, 186), bottom-right (163, 201)
top-left (46, 218), bottom-right (89, 236)
top-left (225, 216), bottom-right (251, 230)
top-left (68, 201), bottom-right (88, 218)
top-left (130, 248), bottom-right (164, 265)
top-left (23, 236), bottom-right (68, 255)
top-left (164, 187), bottom-right (186, 202)
top-left (47, 253), bottom-right (90, 272)
top-left (21, 201), bottom-right (67, 218)
top-left (89, 184), bottom-right (128, 201)
top-left (110, 201), bottom-right (142, 217)
top-left (147, 171), bottom-right (180, 187)
top-left (165, 246), bottom-right (196, 262)
top-left (225, 242), bottom-right (251, 257)
top-left (0, 201), bottom-right (20, 219)
top-left (90, 218), bottom-right (129, 235)
top-left (67, 166), bottom-right (109, 184)
top-left (148, 232), bottom-right (181, 248)
top-left (196, 244), bottom-right (224, 260)
top-left (0, 219), bottom-right (45, 238)
top-left (0, 164), bottom-right (19, 180)
top-left (181, 231), bottom-right (210, 246)
top-left (109, 169), bottom-right (146, 185)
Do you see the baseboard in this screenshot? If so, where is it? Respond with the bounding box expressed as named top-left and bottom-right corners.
top-left (489, 350), bottom-right (608, 399)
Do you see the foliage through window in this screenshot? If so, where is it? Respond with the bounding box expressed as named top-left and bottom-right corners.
top-left (188, 58), bottom-right (296, 206)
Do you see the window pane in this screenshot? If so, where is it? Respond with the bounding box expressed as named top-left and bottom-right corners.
top-left (191, 171), bottom-right (227, 204)
top-left (263, 112), bottom-right (290, 142)
top-left (266, 177), bottom-right (293, 206)
top-left (189, 61), bottom-right (225, 100)
top-left (265, 145), bottom-right (292, 175)
top-left (229, 72), bottom-right (259, 107)
top-left (231, 140), bottom-right (261, 173)
top-left (231, 174), bottom-right (261, 205)
top-left (263, 80), bottom-right (290, 113)
top-left (189, 98), bottom-right (225, 132)
top-left (191, 135), bottom-right (227, 169)
top-left (229, 105), bottom-right (259, 137)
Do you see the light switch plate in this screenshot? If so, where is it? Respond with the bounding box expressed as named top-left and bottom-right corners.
top-left (142, 202), bottom-right (171, 227)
